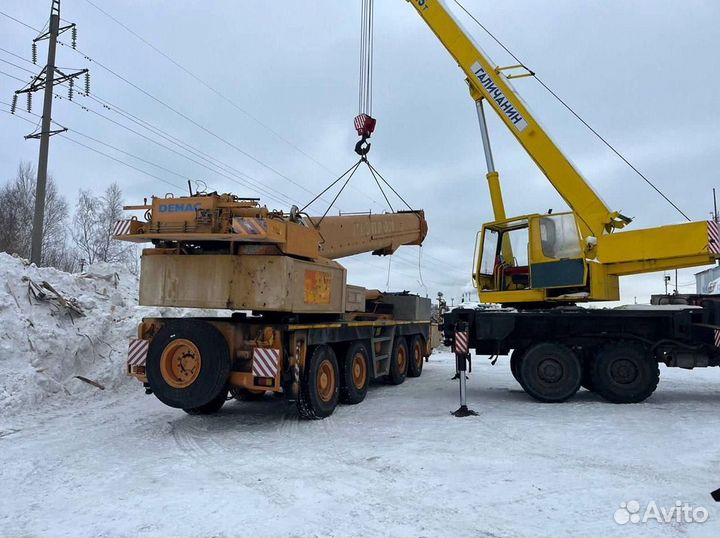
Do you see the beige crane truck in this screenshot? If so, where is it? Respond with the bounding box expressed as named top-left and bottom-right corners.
top-left (114, 192), bottom-right (434, 418)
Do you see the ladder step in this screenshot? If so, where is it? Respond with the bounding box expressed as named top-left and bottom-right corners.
top-left (372, 336), bottom-right (392, 342)
top-left (374, 354), bottom-right (389, 361)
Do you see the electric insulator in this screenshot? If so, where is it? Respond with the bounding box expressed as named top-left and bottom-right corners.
top-left (32, 42), bottom-right (37, 64)
top-left (11, 94), bottom-right (18, 114)
top-left (68, 78), bottom-right (74, 101)
top-left (84, 71), bottom-right (90, 96)
top-left (71, 26), bottom-right (77, 49)
top-left (27, 92), bottom-right (32, 113)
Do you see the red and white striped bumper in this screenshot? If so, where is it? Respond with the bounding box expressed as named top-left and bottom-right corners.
top-left (454, 331), bottom-right (470, 355)
top-left (113, 219), bottom-right (132, 237)
top-left (252, 348), bottom-right (280, 378)
top-left (127, 338), bottom-right (149, 370)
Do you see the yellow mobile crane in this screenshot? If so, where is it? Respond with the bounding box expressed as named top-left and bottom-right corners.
top-left (404, 0), bottom-right (720, 403)
top-left (115, 193), bottom-right (432, 418)
top-left (407, 0), bottom-right (718, 304)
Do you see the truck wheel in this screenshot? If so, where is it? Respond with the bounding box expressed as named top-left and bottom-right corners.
top-left (591, 343), bottom-right (659, 403)
top-left (407, 335), bottom-right (424, 378)
top-left (519, 342), bottom-right (581, 403)
top-left (509, 348), bottom-right (525, 386)
top-left (388, 337), bottom-right (409, 385)
top-left (146, 321), bottom-right (230, 410)
top-left (340, 341), bottom-right (369, 404)
top-left (184, 388), bottom-right (228, 415)
top-left (229, 387), bottom-right (266, 401)
top-left (297, 345), bottom-right (339, 419)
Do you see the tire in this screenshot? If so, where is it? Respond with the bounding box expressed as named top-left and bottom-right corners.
top-left (519, 342), bottom-right (582, 403)
top-left (340, 341), bottom-right (370, 404)
top-left (407, 335), bottom-right (424, 378)
top-left (591, 342), bottom-right (659, 403)
top-left (388, 337), bottom-right (409, 385)
top-left (297, 345), bottom-right (339, 419)
top-left (184, 388), bottom-right (228, 415)
top-left (509, 348), bottom-right (524, 385)
top-left (229, 387), bottom-right (266, 401)
top-left (146, 321), bottom-right (231, 410)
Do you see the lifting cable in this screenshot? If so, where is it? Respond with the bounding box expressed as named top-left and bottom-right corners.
top-left (452, 0), bottom-right (691, 222)
top-left (302, 0), bottom-right (420, 227)
top-left (354, 0), bottom-right (376, 156)
top-left (300, 155), bottom-right (419, 227)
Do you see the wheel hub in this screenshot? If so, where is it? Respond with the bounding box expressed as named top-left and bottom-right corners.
top-left (610, 358), bottom-right (638, 384)
top-left (397, 347), bottom-right (407, 372)
top-left (160, 338), bottom-right (202, 389)
top-left (414, 345), bottom-right (422, 368)
top-left (537, 358), bottom-right (563, 384)
top-left (352, 353), bottom-right (366, 389)
top-left (317, 359), bottom-right (336, 402)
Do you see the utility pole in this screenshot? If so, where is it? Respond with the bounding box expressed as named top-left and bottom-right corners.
top-left (11, 0), bottom-right (88, 265)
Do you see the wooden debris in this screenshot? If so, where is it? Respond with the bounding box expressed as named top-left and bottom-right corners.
top-left (73, 376), bottom-right (105, 390)
top-left (24, 277), bottom-right (84, 317)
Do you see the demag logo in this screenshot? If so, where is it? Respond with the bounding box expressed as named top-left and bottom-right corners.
top-left (158, 203), bottom-right (201, 213)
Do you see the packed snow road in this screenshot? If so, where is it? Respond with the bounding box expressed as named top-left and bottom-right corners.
top-left (1, 351), bottom-right (719, 537)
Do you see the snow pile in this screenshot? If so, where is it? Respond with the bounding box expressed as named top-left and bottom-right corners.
top-left (0, 252), bottom-right (142, 414)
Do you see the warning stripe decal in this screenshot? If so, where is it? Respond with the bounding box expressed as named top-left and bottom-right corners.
top-left (714, 329), bottom-right (720, 349)
top-left (113, 219), bottom-right (132, 236)
top-left (232, 218), bottom-right (268, 237)
top-left (454, 331), bottom-right (469, 355)
top-left (252, 348), bottom-right (279, 378)
top-left (127, 338), bottom-right (149, 366)
top-left (709, 221), bottom-right (720, 255)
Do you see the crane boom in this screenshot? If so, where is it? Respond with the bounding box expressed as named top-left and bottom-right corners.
top-left (405, 0), bottom-right (718, 304)
top-left (310, 212), bottom-right (427, 259)
top-left (407, 0), bottom-right (627, 237)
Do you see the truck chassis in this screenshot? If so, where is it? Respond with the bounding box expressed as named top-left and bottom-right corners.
top-left (443, 296), bottom-right (720, 403)
top-left (128, 313), bottom-right (432, 418)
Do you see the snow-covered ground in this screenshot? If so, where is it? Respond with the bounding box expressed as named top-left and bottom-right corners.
top-left (1, 352), bottom-right (719, 537)
top-left (1, 252), bottom-right (719, 537)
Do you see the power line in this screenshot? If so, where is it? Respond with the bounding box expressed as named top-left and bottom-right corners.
top-left (76, 0), bottom-right (384, 209)
top-left (0, 68), bottom-right (31, 84)
top-left (2, 78), bottom-right (297, 207)
top-left (76, 91), bottom-right (299, 207)
top-left (0, 57), bottom-right (36, 75)
top-left (0, 10), bottom-right (41, 33)
top-left (57, 92), bottom-right (296, 207)
top-left (0, 45), bottom-right (36, 66)
top-left (3, 106), bottom-right (185, 191)
top-left (452, 0), bottom-right (691, 222)
top-left (56, 41), bottom-right (325, 204)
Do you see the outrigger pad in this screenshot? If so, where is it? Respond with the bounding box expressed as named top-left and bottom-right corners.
top-left (452, 405), bottom-right (479, 418)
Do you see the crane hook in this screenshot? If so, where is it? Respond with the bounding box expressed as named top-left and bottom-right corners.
top-left (355, 136), bottom-right (371, 157)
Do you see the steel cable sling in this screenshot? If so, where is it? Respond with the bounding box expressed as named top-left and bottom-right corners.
top-left (301, 0), bottom-right (420, 227)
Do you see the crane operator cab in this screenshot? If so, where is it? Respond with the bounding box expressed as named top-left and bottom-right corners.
top-left (473, 212), bottom-right (590, 305)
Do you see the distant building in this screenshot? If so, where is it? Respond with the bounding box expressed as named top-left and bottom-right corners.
top-left (695, 265), bottom-right (720, 294)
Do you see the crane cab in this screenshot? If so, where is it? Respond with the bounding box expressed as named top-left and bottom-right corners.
top-left (473, 212), bottom-right (590, 305)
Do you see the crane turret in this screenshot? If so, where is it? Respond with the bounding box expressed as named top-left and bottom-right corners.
top-left (114, 192), bottom-right (427, 313)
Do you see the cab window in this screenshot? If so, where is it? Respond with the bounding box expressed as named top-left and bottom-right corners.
top-left (479, 228), bottom-right (498, 276)
top-left (539, 214), bottom-right (582, 259)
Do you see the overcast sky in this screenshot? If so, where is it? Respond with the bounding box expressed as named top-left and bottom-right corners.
top-left (2, 0), bottom-right (719, 305)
